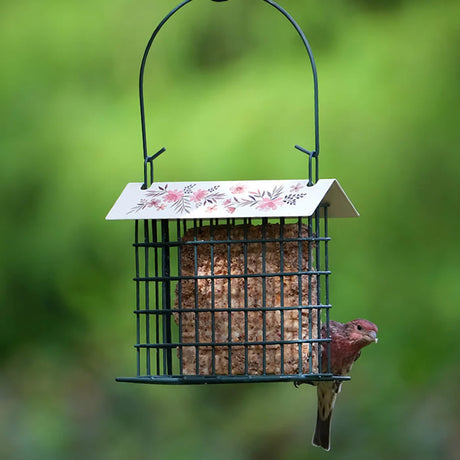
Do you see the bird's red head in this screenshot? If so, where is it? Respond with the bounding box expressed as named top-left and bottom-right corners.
top-left (346, 319), bottom-right (378, 347)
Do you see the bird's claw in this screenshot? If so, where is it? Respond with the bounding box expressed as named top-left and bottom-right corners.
top-left (294, 380), bottom-right (315, 388)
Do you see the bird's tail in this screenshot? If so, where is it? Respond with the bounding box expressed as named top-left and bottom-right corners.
top-left (312, 382), bottom-right (338, 451)
top-left (312, 410), bottom-right (332, 451)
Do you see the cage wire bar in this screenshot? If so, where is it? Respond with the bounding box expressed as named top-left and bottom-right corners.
top-left (115, 0), bottom-right (351, 384)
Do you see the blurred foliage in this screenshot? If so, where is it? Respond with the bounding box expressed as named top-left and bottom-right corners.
top-left (1, 0), bottom-right (459, 458)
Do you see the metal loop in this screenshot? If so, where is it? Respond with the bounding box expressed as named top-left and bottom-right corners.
top-left (139, 0), bottom-right (319, 187)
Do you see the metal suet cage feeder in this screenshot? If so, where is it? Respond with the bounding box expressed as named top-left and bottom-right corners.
top-left (107, 0), bottom-right (359, 385)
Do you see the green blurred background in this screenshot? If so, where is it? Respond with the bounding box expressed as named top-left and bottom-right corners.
top-left (1, 0), bottom-right (459, 458)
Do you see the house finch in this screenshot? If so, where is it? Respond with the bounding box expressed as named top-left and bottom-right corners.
top-left (312, 318), bottom-right (378, 451)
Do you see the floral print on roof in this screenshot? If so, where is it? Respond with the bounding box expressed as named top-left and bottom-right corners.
top-left (128, 182), bottom-right (308, 216)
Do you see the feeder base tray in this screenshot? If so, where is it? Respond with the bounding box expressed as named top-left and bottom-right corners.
top-left (115, 374), bottom-right (350, 385)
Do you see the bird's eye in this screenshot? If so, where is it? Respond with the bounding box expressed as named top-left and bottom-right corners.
top-left (357, 324), bottom-right (362, 331)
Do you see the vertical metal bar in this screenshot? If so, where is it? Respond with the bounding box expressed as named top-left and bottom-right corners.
top-left (143, 220), bottom-right (151, 376)
top-left (193, 219), bottom-right (200, 374)
top-left (161, 220), bottom-right (172, 375)
top-left (153, 220), bottom-right (160, 375)
top-left (150, 219), bottom-right (157, 366)
top-left (210, 219), bottom-right (216, 375)
top-left (324, 206), bottom-right (331, 374)
top-left (307, 216), bottom-right (313, 374)
top-left (134, 220), bottom-right (141, 377)
top-left (279, 218), bottom-right (285, 375)
top-left (261, 218), bottom-right (268, 375)
top-left (243, 218), bottom-right (249, 375)
top-left (296, 217), bottom-right (305, 374)
top-left (314, 208), bottom-right (322, 375)
top-left (226, 220), bottom-right (233, 375)
top-left (315, 208), bottom-right (321, 305)
top-left (315, 154), bottom-right (319, 185)
top-left (177, 219), bottom-right (184, 375)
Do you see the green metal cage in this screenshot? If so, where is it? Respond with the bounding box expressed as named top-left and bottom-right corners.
top-left (123, 212), bottom-right (330, 385)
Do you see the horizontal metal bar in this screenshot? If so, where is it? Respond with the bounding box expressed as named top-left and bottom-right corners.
top-left (134, 337), bottom-right (331, 348)
top-left (134, 236), bottom-right (331, 248)
top-left (134, 304), bottom-right (332, 315)
top-left (134, 270), bottom-right (331, 283)
top-left (116, 374), bottom-right (351, 385)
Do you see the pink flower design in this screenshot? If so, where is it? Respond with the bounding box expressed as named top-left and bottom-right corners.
top-left (191, 189), bottom-right (207, 203)
top-left (290, 182), bottom-right (304, 193)
top-left (223, 198), bottom-right (236, 214)
top-left (148, 199), bottom-right (160, 208)
top-left (156, 203), bottom-right (166, 210)
top-left (164, 189), bottom-right (184, 202)
top-left (230, 184), bottom-right (246, 195)
top-left (257, 197), bottom-right (284, 211)
top-left (206, 205), bottom-right (218, 213)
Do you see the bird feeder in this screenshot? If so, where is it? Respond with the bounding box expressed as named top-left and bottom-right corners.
top-left (107, 0), bottom-right (358, 385)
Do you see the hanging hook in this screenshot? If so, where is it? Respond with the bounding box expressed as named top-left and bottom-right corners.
top-left (138, 0), bottom-right (320, 187)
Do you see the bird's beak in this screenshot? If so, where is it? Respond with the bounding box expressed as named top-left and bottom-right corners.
top-left (368, 330), bottom-right (378, 343)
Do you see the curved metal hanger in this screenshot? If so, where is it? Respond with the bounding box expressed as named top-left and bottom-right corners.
top-left (139, 0), bottom-right (319, 188)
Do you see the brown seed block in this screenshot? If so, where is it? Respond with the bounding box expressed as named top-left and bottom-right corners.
top-left (174, 223), bottom-right (318, 375)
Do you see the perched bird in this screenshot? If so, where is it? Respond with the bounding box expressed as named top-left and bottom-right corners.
top-left (312, 319), bottom-right (378, 451)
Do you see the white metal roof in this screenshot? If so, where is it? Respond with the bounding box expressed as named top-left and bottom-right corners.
top-left (106, 178), bottom-right (358, 220)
